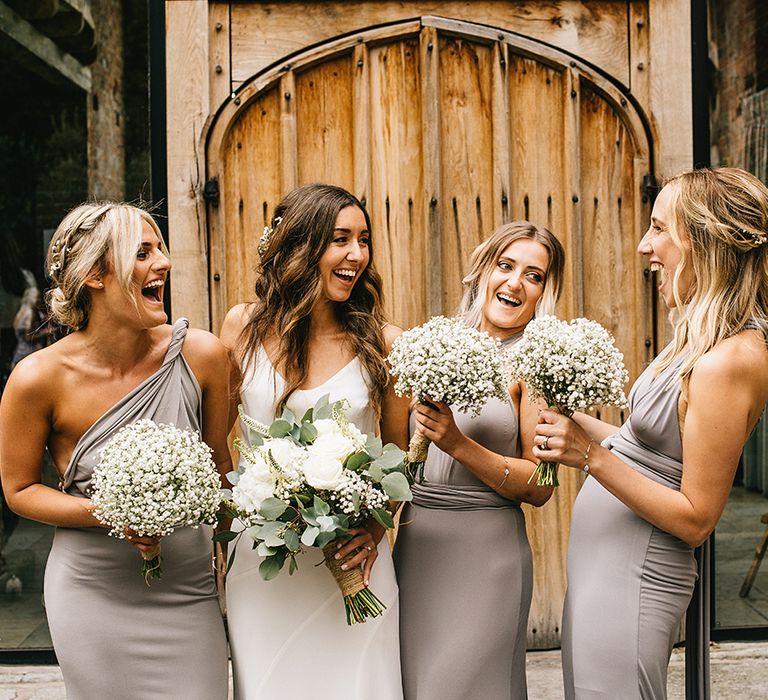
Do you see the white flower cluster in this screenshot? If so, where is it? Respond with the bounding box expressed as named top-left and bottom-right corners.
top-left (387, 316), bottom-right (508, 416)
top-left (91, 419), bottom-right (221, 538)
top-left (506, 315), bottom-right (629, 413)
top-left (231, 410), bottom-right (382, 526)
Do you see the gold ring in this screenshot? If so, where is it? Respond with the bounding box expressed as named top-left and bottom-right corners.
top-left (366, 546), bottom-right (372, 551)
top-left (542, 436), bottom-right (550, 450)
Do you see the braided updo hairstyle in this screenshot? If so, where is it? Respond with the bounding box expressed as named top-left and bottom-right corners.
top-left (46, 202), bottom-right (166, 329)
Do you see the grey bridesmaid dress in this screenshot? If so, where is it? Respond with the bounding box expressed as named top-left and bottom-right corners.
top-left (562, 349), bottom-right (697, 699)
top-left (394, 388), bottom-right (533, 699)
top-left (43, 319), bottom-right (228, 700)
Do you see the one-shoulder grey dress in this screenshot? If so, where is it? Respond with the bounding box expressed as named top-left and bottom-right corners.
top-left (44, 319), bottom-right (228, 700)
top-left (394, 386), bottom-right (532, 699)
top-left (562, 349), bottom-right (696, 699)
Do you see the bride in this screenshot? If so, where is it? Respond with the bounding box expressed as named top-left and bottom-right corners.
top-left (220, 183), bottom-right (409, 699)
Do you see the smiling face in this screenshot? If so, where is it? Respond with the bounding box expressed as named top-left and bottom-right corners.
top-left (637, 184), bottom-right (693, 308)
top-left (479, 238), bottom-right (550, 339)
top-left (100, 219), bottom-right (171, 328)
top-left (317, 205), bottom-right (370, 303)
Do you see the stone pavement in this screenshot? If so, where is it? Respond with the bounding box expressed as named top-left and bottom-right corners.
top-left (1, 642), bottom-right (767, 699)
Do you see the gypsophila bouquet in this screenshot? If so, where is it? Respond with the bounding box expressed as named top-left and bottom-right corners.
top-left (506, 315), bottom-right (629, 486)
top-left (387, 316), bottom-right (508, 479)
top-left (91, 419), bottom-right (221, 581)
top-left (218, 394), bottom-right (411, 625)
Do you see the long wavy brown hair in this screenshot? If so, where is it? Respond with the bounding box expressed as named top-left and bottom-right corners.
top-left (237, 183), bottom-right (390, 418)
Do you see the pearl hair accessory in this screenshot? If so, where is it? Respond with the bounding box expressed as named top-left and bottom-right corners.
top-left (258, 216), bottom-right (282, 259)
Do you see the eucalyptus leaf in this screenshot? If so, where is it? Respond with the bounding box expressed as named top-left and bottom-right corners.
top-left (258, 498), bottom-right (289, 520)
top-left (259, 554), bottom-right (283, 581)
top-left (364, 434), bottom-right (383, 458)
top-left (313, 495), bottom-right (330, 516)
top-left (213, 530), bottom-right (238, 542)
top-left (220, 488), bottom-right (233, 500)
top-left (269, 419), bottom-right (293, 438)
top-left (374, 448), bottom-right (406, 470)
top-left (289, 425), bottom-right (301, 441)
top-left (284, 528), bottom-right (301, 552)
top-left (316, 530), bottom-right (337, 548)
top-left (365, 463), bottom-right (385, 482)
top-left (288, 555), bottom-right (298, 575)
top-left (227, 544), bottom-right (237, 574)
top-left (381, 472), bottom-right (413, 501)
top-left (256, 542), bottom-right (276, 557)
top-left (225, 471), bottom-right (240, 486)
top-left (280, 406), bottom-right (297, 426)
top-left (313, 393), bottom-right (330, 413)
top-left (248, 429), bottom-right (264, 446)
top-left (351, 491), bottom-right (361, 514)
top-left (301, 526), bottom-right (319, 546)
top-left (371, 508), bottom-right (395, 529)
top-left (345, 451), bottom-right (370, 472)
top-left (314, 403), bottom-right (333, 420)
top-left (300, 508), bottom-right (318, 526)
top-left (258, 522), bottom-right (285, 547)
top-left (301, 407), bottom-right (314, 423)
top-left (299, 422), bottom-right (318, 444)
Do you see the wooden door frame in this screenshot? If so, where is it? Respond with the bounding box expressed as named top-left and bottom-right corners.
top-left (203, 14), bottom-right (656, 334)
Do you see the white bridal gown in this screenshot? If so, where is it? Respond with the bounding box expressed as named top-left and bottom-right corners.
top-left (227, 345), bottom-right (403, 700)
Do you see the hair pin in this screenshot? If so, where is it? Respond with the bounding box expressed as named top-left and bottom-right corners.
top-left (258, 216), bottom-right (282, 259)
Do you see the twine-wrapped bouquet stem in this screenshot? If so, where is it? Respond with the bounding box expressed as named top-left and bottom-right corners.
top-left (322, 543), bottom-right (385, 625)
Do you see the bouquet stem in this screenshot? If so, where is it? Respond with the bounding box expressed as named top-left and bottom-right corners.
top-left (140, 544), bottom-right (162, 583)
top-left (528, 405), bottom-right (572, 488)
top-left (405, 429), bottom-right (431, 482)
top-left (322, 543), bottom-right (385, 625)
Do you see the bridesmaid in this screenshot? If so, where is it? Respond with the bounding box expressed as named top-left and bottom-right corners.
top-left (0, 203), bottom-right (230, 699)
top-left (536, 167), bottom-right (768, 698)
top-left (220, 183), bottom-right (409, 699)
top-left (394, 221), bottom-right (566, 700)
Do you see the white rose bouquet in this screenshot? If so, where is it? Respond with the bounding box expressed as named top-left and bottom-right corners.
top-left (506, 315), bottom-right (629, 486)
top-left (218, 394), bottom-right (411, 625)
top-left (386, 315), bottom-right (508, 480)
top-left (91, 419), bottom-right (221, 581)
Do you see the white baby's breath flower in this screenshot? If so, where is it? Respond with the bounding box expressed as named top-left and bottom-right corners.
top-left (91, 419), bottom-right (220, 539)
top-left (387, 316), bottom-right (507, 416)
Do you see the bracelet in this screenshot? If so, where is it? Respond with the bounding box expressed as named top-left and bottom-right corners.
top-left (582, 439), bottom-right (594, 474)
top-left (496, 456), bottom-right (510, 489)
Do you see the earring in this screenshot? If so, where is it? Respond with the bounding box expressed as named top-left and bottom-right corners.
top-left (97, 281), bottom-right (104, 288)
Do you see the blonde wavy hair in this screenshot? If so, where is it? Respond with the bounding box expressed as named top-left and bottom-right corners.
top-left (46, 202), bottom-right (166, 329)
top-left (457, 221), bottom-right (565, 329)
top-left (656, 167), bottom-right (768, 381)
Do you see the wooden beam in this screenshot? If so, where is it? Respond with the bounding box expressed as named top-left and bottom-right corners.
top-left (0, 1), bottom-right (91, 91)
top-left (165, 0), bottom-right (211, 330)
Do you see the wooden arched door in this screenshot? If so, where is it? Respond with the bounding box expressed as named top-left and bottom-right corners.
top-left (205, 15), bottom-right (655, 648)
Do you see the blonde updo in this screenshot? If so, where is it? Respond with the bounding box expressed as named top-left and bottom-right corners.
top-left (656, 167), bottom-right (768, 380)
top-left (46, 202), bottom-right (166, 329)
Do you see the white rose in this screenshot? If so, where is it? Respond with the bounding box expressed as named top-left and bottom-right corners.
top-left (312, 418), bottom-right (343, 438)
top-left (302, 453), bottom-right (345, 490)
top-left (308, 431), bottom-right (356, 462)
top-left (232, 467), bottom-right (276, 513)
top-left (264, 438), bottom-right (305, 478)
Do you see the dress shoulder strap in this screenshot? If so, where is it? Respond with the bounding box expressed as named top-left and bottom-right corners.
top-left (163, 318), bottom-right (189, 364)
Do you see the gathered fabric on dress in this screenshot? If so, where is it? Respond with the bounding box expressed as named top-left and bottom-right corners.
top-left (394, 337), bottom-right (532, 700)
top-left (44, 319), bottom-right (228, 700)
top-left (227, 344), bottom-right (402, 700)
top-left (562, 348), bottom-right (697, 700)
